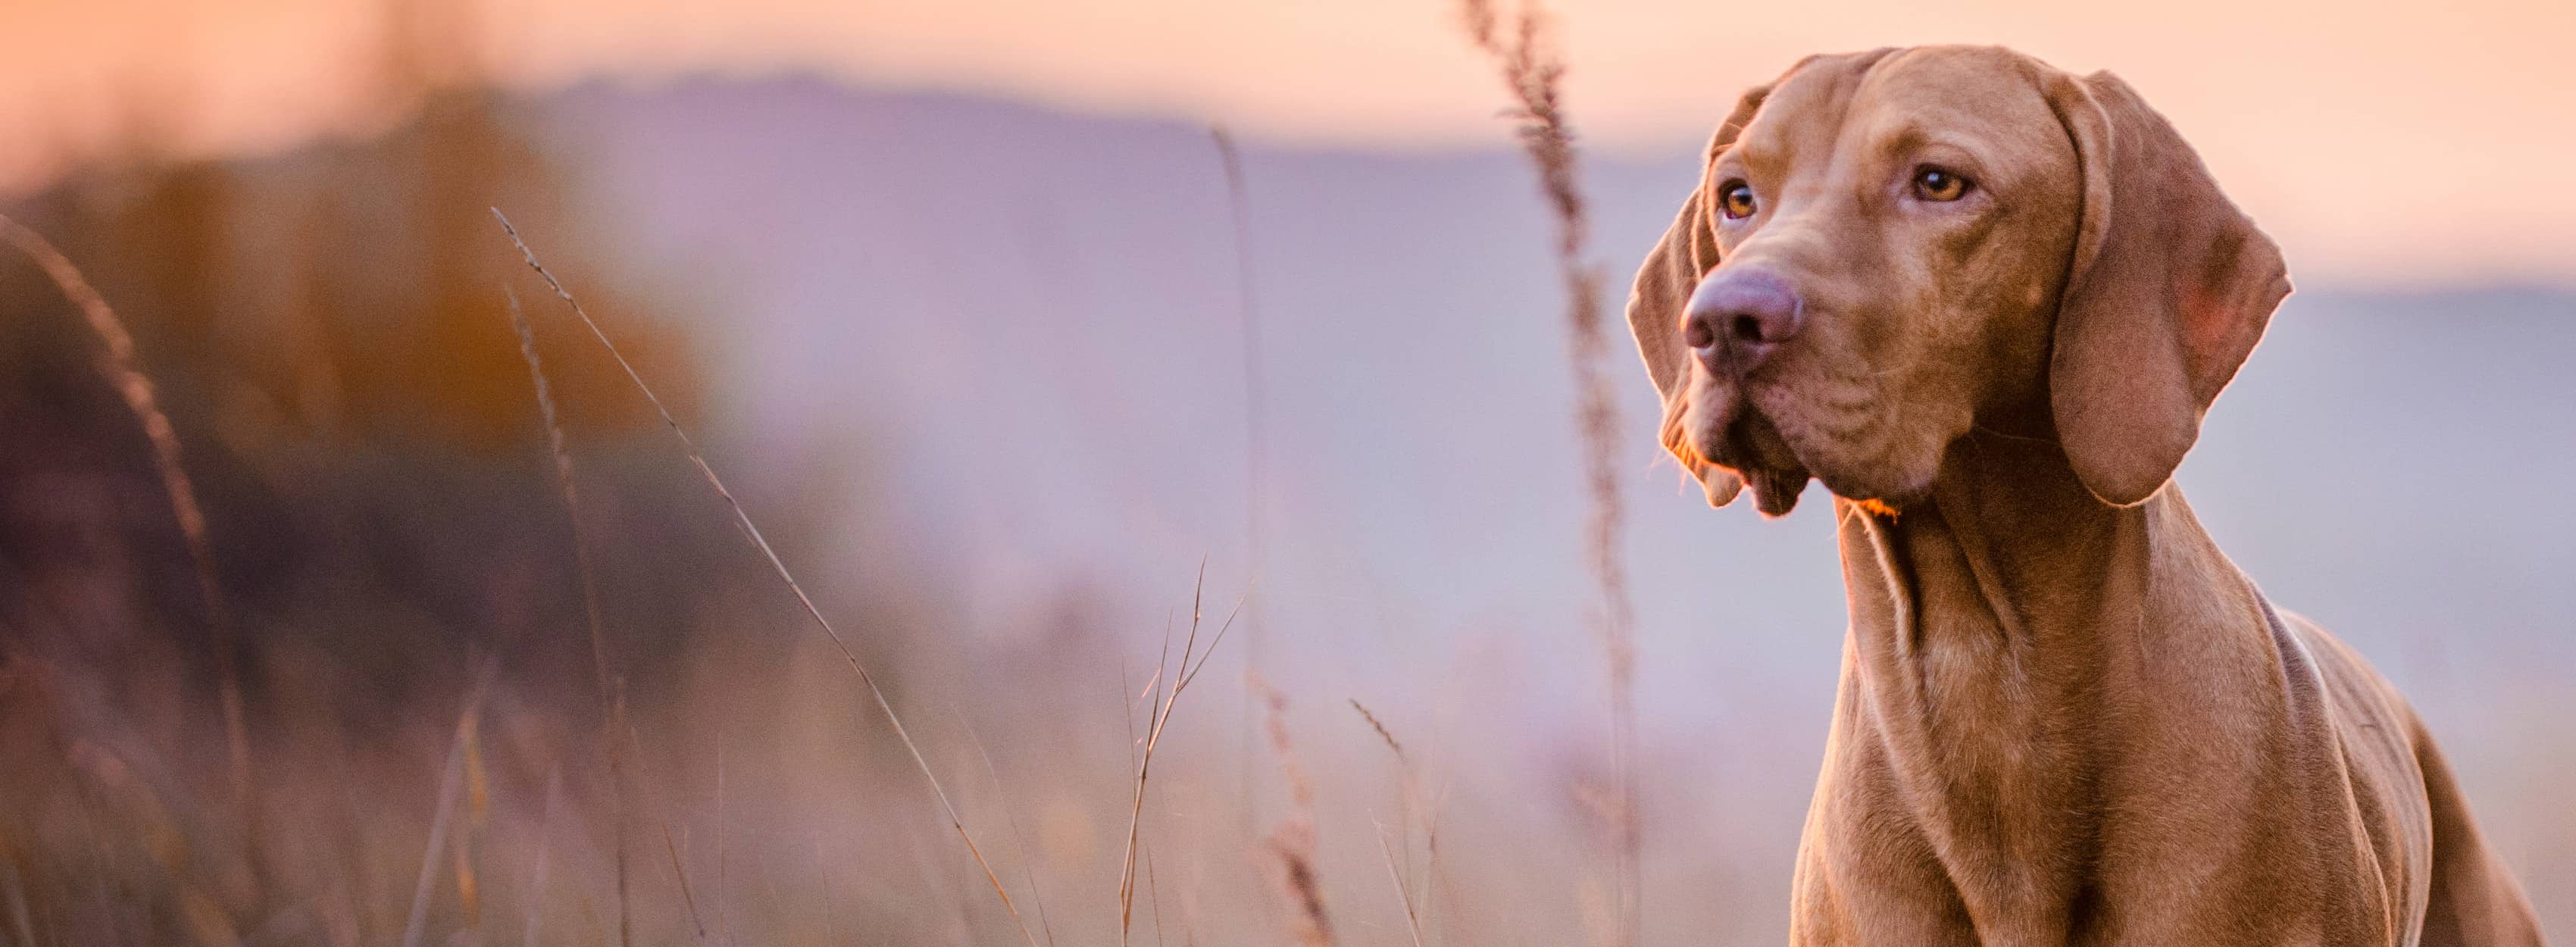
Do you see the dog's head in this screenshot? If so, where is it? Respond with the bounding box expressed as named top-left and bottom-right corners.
top-left (1629, 45), bottom-right (2290, 516)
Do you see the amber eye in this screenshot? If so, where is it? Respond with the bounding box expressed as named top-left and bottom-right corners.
top-left (1718, 180), bottom-right (1757, 219)
top-left (1912, 166), bottom-right (1971, 202)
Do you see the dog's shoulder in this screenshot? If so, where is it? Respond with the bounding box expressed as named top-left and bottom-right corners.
top-left (2271, 605), bottom-right (2442, 867)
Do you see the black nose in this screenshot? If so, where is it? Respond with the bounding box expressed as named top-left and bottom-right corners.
top-left (1683, 269), bottom-right (1803, 373)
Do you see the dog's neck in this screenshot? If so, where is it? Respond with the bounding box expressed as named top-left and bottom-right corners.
top-left (1831, 429), bottom-right (2139, 778)
top-left (1825, 427), bottom-right (2271, 907)
top-left (1838, 428), bottom-right (2167, 658)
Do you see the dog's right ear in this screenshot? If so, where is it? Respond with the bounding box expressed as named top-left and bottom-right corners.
top-left (2040, 70), bottom-right (2290, 507)
top-left (1627, 83), bottom-right (1769, 508)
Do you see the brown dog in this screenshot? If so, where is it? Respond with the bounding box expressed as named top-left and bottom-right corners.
top-left (1627, 46), bottom-right (2546, 945)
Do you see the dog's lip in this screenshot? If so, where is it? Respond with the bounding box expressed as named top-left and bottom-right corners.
top-left (1703, 404), bottom-right (1813, 516)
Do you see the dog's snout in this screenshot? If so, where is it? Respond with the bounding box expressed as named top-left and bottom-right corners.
top-left (1684, 270), bottom-right (1803, 373)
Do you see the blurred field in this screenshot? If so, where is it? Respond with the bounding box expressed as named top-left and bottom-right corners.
top-left (2, 12), bottom-right (2571, 947)
top-left (0, 54), bottom-right (1658, 945)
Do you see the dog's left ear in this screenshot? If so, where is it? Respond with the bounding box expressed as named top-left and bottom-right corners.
top-left (2043, 70), bottom-right (2292, 506)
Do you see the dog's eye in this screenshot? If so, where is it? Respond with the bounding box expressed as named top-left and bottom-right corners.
top-left (1912, 166), bottom-right (1971, 202)
top-left (1718, 180), bottom-right (1757, 220)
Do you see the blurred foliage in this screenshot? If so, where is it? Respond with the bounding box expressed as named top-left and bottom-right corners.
top-left (0, 9), bottom-right (830, 941)
top-left (0, 77), bottom-right (724, 684)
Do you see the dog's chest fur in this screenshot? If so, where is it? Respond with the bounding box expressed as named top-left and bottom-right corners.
top-left (1789, 478), bottom-right (2431, 946)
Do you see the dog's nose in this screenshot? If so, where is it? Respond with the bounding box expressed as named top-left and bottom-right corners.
top-left (1683, 269), bottom-right (1802, 373)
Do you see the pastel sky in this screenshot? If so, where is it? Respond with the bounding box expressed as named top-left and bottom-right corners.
top-left (7, 0), bottom-right (2571, 285)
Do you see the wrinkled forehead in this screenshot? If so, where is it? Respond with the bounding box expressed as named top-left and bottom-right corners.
top-left (1730, 46), bottom-right (2065, 172)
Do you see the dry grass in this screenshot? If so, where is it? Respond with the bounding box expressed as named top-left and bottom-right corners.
top-left (0, 211), bottom-right (262, 895)
top-left (399, 661), bottom-right (493, 947)
top-left (0, 65), bottom-right (1659, 939)
top-left (494, 208), bottom-right (1046, 947)
top-left (0, 36), bottom-right (1698, 947)
top-left (1117, 568), bottom-right (1240, 943)
top-left (1455, 3), bottom-right (1645, 945)
top-left (2, 184), bottom-right (1508, 947)
top-left (1213, 123), bottom-right (1271, 844)
top-left (1352, 699), bottom-right (1431, 947)
top-left (1258, 679), bottom-right (1335, 947)
top-left (505, 284), bottom-right (637, 946)
top-left (959, 710), bottom-right (1059, 947)
top-left (0, 214), bottom-right (225, 629)
top-left (520, 766), bottom-right (563, 947)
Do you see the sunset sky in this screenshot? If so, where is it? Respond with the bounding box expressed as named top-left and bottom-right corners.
top-left (7, 0), bottom-right (2571, 285)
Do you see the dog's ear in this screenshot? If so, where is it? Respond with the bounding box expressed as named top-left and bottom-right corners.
top-left (2042, 70), bottom-right (2291, 507)
top-left (1627, 83), bottom-right (1768, 508)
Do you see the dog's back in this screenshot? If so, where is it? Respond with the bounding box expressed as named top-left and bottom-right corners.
top-left (2288, 614), bottom-right (2549, 946)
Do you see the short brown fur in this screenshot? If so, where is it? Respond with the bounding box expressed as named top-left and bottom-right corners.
top-left (1627, 45), bottom-right (2546, 946)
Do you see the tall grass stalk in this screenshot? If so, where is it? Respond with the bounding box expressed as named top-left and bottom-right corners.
top-left (1119, 569), bottom-right (1241, 944)
top-left (1349, 699), bottom-right (1433, 943)
top-left (506, 284), bottom-right (635, 947)
top-left (1451, 6), bottom-right (1643, 945)
top-left (402, 662), bottom-right (496, 947)
top-left (1376, 827), bottom-right (1427, 947)
top-left (958, 708), bottom-right (1058, 947)
top-left (0, 213), bottom-right (263, 893)
top-left (1211, 126), bottom-right (1269, 840)
top-left (521, 765), bottom-right (564, 947)
top-left (658, 822), bottom-right (709, 942)
top-left (1255, 680), bottom-right (1334, 947)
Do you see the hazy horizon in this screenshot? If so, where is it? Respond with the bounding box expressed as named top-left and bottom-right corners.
top-left (9, 0), bottom-right (2576, 286)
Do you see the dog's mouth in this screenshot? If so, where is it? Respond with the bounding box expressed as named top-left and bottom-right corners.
top-left (1702, 402), bottom-right (1813, 517)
